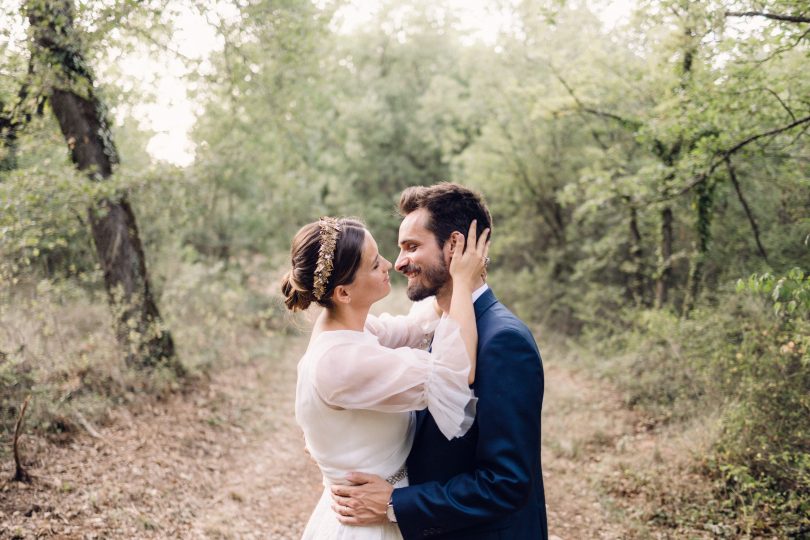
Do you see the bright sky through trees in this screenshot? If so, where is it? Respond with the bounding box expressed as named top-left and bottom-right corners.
top-left (118, 0), bottom-right (635, 166)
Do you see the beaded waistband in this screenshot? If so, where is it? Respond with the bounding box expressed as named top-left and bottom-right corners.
top-left (385, 465), bottom-right (407, 485)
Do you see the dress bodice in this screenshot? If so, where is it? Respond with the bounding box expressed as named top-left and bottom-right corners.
top-left (294, 299), bottom-right (476, 486)
top-left (296, 331), bottom-right (417, 485)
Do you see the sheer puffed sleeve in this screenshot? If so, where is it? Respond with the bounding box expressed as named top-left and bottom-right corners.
top-left (364, 297), bottom-right (440, 349)
top-left (313, 319), bottom-right (476, 440)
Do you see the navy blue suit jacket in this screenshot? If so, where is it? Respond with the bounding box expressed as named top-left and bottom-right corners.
top-left (392, 289), bottom-right (547, 539)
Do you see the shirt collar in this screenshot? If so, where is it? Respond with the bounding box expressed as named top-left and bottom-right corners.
top-left (472, 283), bottom-right (490, 303)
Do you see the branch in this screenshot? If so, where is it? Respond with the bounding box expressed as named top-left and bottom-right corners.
top-left (549, 66), bottom-right (685, 186)
top-left (726, 11), bottom-right (810, 24)
top-left (787, 121), bottom-right (810, 147)
top-left (723, 114), bottom-right (810, 158)
top-left (726, 157), bottom-right (768, 262)
top-left (764, 87), bottom-right (796, 122)
top-left (675, 114), bottom-right (810, 197)
top-left (756, 26), bottom-right (810, 64)
top-left (550, 68), bottom-right (643, 130)
top-left (74, 410), bottom-right (103, 439)
top-left (125, 24), bottom-right (196, 63)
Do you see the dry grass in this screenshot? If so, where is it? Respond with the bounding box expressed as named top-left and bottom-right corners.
top-left (1, 282), bottom-right (129, 450)
top-left (0, 256), bottom-right (293, 447)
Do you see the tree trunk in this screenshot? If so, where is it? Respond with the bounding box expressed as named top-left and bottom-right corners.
top-left (683, 252), bottom-right (703, 317)
top-left (628, 206), bottom-right (645, 306)
top-left (655, 206), bottom-right (673, 308)
top-left (0, 99), bottom-right (22, 172)
top-left (27, 0), bottom-right (177, 370)
top-left (682, 180), bottom-right (715, 317)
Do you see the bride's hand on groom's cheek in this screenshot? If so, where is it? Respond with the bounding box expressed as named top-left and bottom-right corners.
top-left (449, 221), bottom-right (490, 285)
top-left (330, 472), bottom-right (393, 525)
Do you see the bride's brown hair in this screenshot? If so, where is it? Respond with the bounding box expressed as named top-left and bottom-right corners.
top-left (280, 218), bottom-right (366, 311)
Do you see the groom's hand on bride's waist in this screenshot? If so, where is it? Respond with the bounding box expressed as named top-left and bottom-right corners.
top-left (330, 472), bottom-right (393, 526)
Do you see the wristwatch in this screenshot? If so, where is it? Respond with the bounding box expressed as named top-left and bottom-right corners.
top-left (386, 499), bottom-right (397, 523)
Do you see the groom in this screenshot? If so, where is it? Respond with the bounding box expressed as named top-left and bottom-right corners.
top-left (331, 183), bottom-right (548, 539)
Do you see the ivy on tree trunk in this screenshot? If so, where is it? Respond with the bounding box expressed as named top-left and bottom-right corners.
top-left (26, 0), bottom-right (178, 370)
top-left (655, 206), bottom-right (674, 309)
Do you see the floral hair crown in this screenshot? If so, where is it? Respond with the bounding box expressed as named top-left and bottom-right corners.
top-left (312, 217), bottom-right (341, 300)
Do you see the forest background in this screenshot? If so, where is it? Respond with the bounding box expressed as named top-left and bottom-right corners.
top-left (1, 0), bottom-right (808, 537)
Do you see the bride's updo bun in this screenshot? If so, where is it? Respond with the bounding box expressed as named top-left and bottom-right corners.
top-left (280, 269), bottom-right (314, 311)
top-left (280, 217), bottom-right (366, 312)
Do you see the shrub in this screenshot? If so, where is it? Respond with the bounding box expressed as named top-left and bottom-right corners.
top-left (710, 269), bottom-right (810, 536)
top-left (583, 269), bottom-right (809, 536)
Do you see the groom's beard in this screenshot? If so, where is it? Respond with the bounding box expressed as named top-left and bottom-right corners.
top-left (402, 258), bottom-right (450, 301)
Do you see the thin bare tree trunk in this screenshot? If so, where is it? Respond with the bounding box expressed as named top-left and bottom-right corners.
top-left (12, 395), bottom-right (32, 483)
top-left (27, 0), bottom-right (177, 370)
top-left (628, 206), bottom-right (645, 306)
top-left (726, 158), bottom-right (768, 262)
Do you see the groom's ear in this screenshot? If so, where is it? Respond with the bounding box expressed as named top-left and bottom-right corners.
top-left (446, 231), bottom-right (462, 255)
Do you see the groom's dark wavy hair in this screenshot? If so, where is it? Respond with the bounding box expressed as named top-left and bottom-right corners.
top-left (398, 182), bottom-right (492, 249)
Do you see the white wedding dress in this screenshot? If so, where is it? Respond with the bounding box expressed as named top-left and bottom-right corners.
top-left (295, 299), bottom-right (476, 539)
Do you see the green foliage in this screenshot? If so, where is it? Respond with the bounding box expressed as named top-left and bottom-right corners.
top-left (1, 0), bottom-right (809, 532)
top-left (0, 122), bottom-right (110, 281)
top-left (187, 0), bottom-right (337, 257)
top-left (711, 272), bottom-right (810, 536)
top-left (598, 308), bottom-right (710, 420)
top-left (738, 268), bottom-right (810, 317)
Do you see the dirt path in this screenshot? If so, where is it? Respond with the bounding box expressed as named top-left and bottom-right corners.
top-left (1, 334), bottom-right (322, 539)
top-left (542, 361), bottom-right (643, 539)
top-left (2, 331), bottom-right (682, 539)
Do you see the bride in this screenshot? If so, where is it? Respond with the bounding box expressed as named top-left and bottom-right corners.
top-left (281, 216), bottom-right (489, 539)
